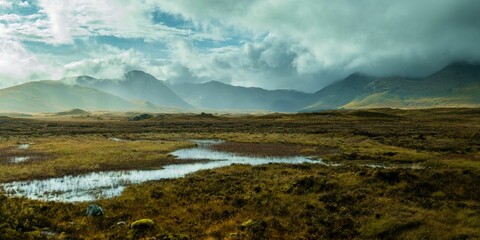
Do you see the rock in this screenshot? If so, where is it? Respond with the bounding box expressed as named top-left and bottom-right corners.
top-left (129, 114), bottom-right (153, 121)
top-left (131, 219), bottom-right (155, 230)
top-left (85, 204), bottom-right (103, 216)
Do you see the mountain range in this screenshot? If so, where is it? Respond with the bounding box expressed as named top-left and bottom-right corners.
top-left (0, 62), bottom-right (479, 113)
top-left (168, 81), bottom-right (311, 112)
top-left (304, 61), bottom-right (480, 110)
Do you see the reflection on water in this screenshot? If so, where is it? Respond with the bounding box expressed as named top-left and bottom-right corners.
top-left (108, 137), bottom-right (127, 142)
top-left (365, 163), bottom-right (425, 169)
top-left (17, 144), bottom-right (30, 150)
top-left (9, 156), bottom-right (31, 163)
top-left (1, 140), bottom-right (321, 202)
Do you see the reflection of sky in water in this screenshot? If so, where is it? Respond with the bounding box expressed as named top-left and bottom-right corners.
top-left (1, 140), bottom-right (322, 202)
top-left (9, 156), bottom-right (31, 163)
top-left (17, 144), bottom-right (30, 150)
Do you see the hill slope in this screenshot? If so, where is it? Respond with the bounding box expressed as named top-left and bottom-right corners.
top-left (303, 73), bottom-right (376, 111)
top-left (0, 81), bottom-right (141, 113)
top-left (64, 71), bottom-right (192, 109)
top-left (169, 81), bottom-right (311, 112)
top-left (305, 62), bottom-right (480, 111)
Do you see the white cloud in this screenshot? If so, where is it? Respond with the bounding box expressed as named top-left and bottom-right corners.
top-left (0, 0), bottom-right (12, 9)
top-left (162, 35), bottom-right (331, 90)
top-left (0, 39), bottom-right (60, 88)
top-left (23, 0), bottom-right (222, 44)
top-left (38, 0), bottom-right (72, 44)
top-left (18, 1), bottom-right (29, 7)
top-left (0, 13), bottom-right (21, 22)
top-left (63, 46), bottom-right (167, 80)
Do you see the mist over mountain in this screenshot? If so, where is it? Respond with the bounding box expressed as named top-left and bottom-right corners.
top-left (305, 62), bottom-right (480, 111)
top-left (63, 71), bottom-right (192, 109)
top-left (168, 81), bottom-right (311, 112)
top-left (0, 62), bottom-right (479, 114)
top-left (303, 73), bottom-right (376, 111)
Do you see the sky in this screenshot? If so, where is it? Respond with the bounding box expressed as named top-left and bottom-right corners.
top-left (1, 0), bottom-right (480, 92)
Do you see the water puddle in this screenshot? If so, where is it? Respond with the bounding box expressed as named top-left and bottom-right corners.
top-left (108, 137), bottom-right (127, 142)
top-left (9, 156), bottom-right (31, 163)
top-left (1, 140), bottom-right (321, 202)
top-left (17, 144), bottom-right (30, 150)
top-left (364, 163), bottom-right (424, 169)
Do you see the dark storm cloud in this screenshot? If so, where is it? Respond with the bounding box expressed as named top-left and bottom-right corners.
top-left (157, 0), bottom-right (480, 90)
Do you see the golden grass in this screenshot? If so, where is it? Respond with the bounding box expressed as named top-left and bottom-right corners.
top-left (0, 136), bottom-right (193, 182)
top-left (0, 108), bottom-right (479, 239)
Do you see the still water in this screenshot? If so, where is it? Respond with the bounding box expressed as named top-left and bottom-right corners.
top-left (1, 140), bottom-right (322, 202)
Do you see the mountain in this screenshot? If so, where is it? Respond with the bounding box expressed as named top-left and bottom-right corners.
top-left (303, 73), bottom-right (376, 111)
top-left (1, 62), bottom-right (478, 114)
top-left (0, 80), bottom-right (142, 113)
top-left (304, 62), bottom-right (480, 111)
top-left (63, 71), bottom-right (192, 109)
top-left (169, 81), bottom-right (311, 112)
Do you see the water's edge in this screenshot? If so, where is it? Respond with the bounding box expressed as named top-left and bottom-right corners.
top-left (1, 140), bottom-right (322, 202)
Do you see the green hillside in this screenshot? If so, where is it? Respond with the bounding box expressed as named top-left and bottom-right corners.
top-left (0, 81), bottom-right (141, 113)
top-left (302, 73), bottom-right (376, 111)
top-left (305, 62), bottom-right (480, 111)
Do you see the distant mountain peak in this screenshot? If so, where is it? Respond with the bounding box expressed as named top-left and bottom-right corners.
top-left (346, 72), bottom-right (367, 78)
top-left (428, 61), bottom-right (480, 80)
top-left (74, 75), bottom-right (97, 83)
top-left (205, 80), bottom-right (228, 86)
top-left (437, 61), bottom-right (480, 74)
top-left (338, 72), bottom-right (375, 84)
top-left (124, 70), bottom-right (157, 81)
top-left (76, 75), bottom-right (96, 80)
top-left (445, 61), bottom-right (479, 68)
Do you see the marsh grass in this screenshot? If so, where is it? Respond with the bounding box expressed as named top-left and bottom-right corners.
top-left (1, 164), bottom-right (479, 239)
top-left (0, 108), bottom-right (479, 239)
top-left (0, 137), bottom-right (193, 182)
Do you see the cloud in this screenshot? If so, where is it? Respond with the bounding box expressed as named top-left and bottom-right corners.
top-left (9, 0), bottom-right (221, 44)
top-left (0, 0), bottom-right (12, 9)
top-left (63, 46), bottom-right (167, 80)
top-left (162, 35), bottom-right (334, 90)
top-left (0, 39), bottom-right (60, 88)
top-left (156, 0), bottom-right (480, 85)
top-left (38, 0), bottom-right (72, 44)
top-left (18, 1), bottom-right (29, 8)
top-left (1, 0), bottom-right (480, 91)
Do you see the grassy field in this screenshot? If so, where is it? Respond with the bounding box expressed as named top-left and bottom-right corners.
top-left (0, 108), bottom-right (479, 239)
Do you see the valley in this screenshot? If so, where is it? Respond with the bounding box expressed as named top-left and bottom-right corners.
top-left (2, 1), bottom-right (479, 239)
top-left (1, 62), bottom-right (480, 114)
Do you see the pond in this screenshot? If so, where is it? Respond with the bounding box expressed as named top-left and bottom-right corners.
top-left (1, 140), bottom-right (322, 202)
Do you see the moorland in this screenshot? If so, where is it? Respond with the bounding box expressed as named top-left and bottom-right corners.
top-left (0, 108), bottom-right (479, 239)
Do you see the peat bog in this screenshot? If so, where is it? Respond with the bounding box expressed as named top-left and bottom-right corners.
top-left (0, 108), bottom-right (479, 239)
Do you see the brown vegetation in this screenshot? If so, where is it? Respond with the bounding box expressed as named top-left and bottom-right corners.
top-left (0, 108), bottom-right (479, 239)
